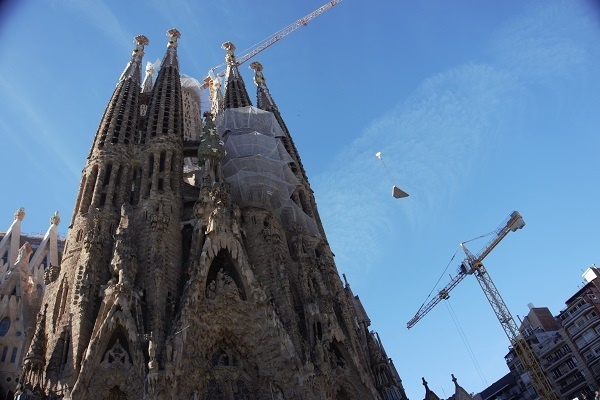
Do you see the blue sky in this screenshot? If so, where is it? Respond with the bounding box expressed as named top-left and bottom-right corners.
top-left (1, 0), bottom-right (600, 398)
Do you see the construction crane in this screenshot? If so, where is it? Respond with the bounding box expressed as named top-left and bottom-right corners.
top-left (407, 211), bottom-right (558, 400)
top-left (200, 0), bottom-right (342, 91)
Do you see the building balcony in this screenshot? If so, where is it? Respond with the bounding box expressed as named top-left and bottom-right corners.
top-left (538, 337), bottom-right (567, 359)
top-left (583, 352), bottom-right (600, 366)
top-left (577, 335), bottom-right (600, 352)
top-left (561, 302), bottom-right (593, 326)
top-left (591, 360), bottom-right (600, 377)
top-left (559, 375), bottom-right (587, 396)
top-left (568, 315), bottom-right (600, 338)
top-left (553, 366), bottom-right (582, 383)
top-left (543, 349), bottom-right (573, 369)
top-left (538, 341), bottom-right (573, 368)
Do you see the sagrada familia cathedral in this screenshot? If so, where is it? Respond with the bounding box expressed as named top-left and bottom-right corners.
top-left (5, 29), bottom-right (413, 400)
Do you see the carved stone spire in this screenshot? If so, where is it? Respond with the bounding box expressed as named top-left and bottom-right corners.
top-left (145, 29), bottom-right (183, 139)
top-left (211, 78), bottom-right (224, 115)
top-left (222, 42), bottom-right (252, 109)
top-left (422, 377), bottom-right (441, 400)
top-left (142, 60), bottom-right (157, 93)
top-left (250, 61), bottom-right (277, 112)
top-left (20, 305), bottom-right (48, 391)
top-left (90, 35), bottom-right (147, 152)
top-left (161, 28), bottom-right (181, 70)
top-left (119, 35), bottom-right (149, 84)
top-left (451, 374), bottom-right (474, 400)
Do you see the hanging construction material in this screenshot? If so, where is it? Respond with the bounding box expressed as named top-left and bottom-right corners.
top-left (375, 152), bottom-right (409, 199)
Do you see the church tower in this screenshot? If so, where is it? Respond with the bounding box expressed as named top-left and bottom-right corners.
top-left (18, 31), bottom-right (407, 400)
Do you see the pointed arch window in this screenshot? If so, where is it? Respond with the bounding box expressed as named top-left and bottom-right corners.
top-left (102, 331), bottom-right (132, 366)
top-left (0, 317), bottom-right (10, 336)
top-left (129, 165), bottom-right (142, 205)
top-left (9, 347), bottom-right (17, 363)
top-left (206, 346), bottom-right (256, 400)
top-left (80, 166), bottom-right (98, 214)
top-left (205, 249), bottom-right (247, 301)
top-left (105, 386), bottom-right (128, 400)
top-left (112, 165), bottom-right (124, 206)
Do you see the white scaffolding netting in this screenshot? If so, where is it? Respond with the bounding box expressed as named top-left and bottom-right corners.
top-left (217, 106), bottom-right (319, 236)
top-left (277, 200), bottom-right (320, 237)
top-left (217, 106), bottom-right (286, 138)
top-left (223, 132), bottom-right (293, 163)
top-left (180, 74), bottom-right (204, 101)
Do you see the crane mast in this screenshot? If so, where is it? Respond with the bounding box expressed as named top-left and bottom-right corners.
top-left (200, 0), bottom-right (341, 90)
top-left (407, 211), bottom-right (558, 400)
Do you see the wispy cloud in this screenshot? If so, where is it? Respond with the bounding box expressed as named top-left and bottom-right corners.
top-left (0, 75), bottom-right (81, 178)
top-left (313, 0), bottom-right (599, 280)
top-left (489, 0), bottom-right (598, 83)
top-left (62, 0), bottom-right (130, 51)
top-left (313, 64), bottom-right (517, 278)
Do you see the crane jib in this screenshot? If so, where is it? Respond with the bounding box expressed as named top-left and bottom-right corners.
top-left (406, 212), bottom-right (558, 399)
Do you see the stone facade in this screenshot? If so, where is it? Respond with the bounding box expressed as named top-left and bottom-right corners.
top-left (16, 31), bottom-right (407, 400)
top-left (0, 208), bottom-right (62, 398)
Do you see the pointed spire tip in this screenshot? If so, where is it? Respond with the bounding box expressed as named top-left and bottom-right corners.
top-left (132, 35), bottom-right (149, 56)
top-left (222, 41), bottom-right (237, 65)
top-left (167, 29), bottom-right (181, 47)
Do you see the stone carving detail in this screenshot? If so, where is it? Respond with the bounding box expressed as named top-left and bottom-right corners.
top-left (14, 207), bottom-right (25, 221)
top-left (290, 224), bottom-right (308, 260)
top-left (102, 340), bottom-right (130, 365)
top-left (148, 201), bottom-right (171, 231)
top-left (84, 217), bottom-right (104, 251)
top-left (110, 205), bottom-right (137, 289)
top-left (44, 264), bottom-right (61, 284)
top-left (50, 211), bottom-right (61, 226)
top-left (206, 183), bottom-right (232, 236)
top-left (222, 41), bottom-right (236, 64)
top-left (206, 268), bottom-right (241, 301)
top-left (197, 111), bottom-right (225, 186)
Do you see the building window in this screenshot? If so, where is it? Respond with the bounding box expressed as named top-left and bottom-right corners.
top-left (10, 347), bottom-right (17, 363)
top-left (1, 347), bottom-right (7, 362)
top-left (583, 330), bottom-right (596, 342)
top-left (0, 317), bottom-right (10, 336)
top-left (552, 368), bottom-right (562, 379)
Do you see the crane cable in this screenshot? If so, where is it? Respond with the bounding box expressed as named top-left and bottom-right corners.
top-left (415, 229), bottom-right (497, 317)
top-left (375, 152), bottom-right (396, 186)
top-left (444, 300), bottom-right (488, 387)
top-left (461, 229), bottom-right (496, 245)
top-left (414, 249), bottom-right (459, 315)
top-left (375, 152), bottom-right (409, 198)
